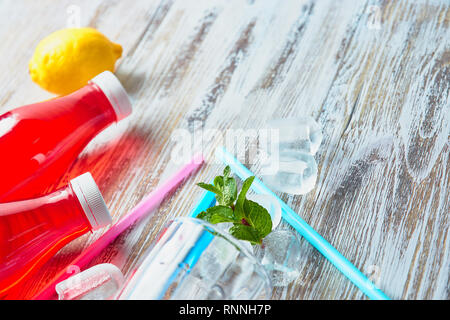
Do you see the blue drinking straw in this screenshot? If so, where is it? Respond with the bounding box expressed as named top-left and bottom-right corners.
top-left (188, 188), bottom-right (217, 218)
top-left (183, 190), bottom-right (217, 268)
top-left (215, 146), bottom-right (390, 300)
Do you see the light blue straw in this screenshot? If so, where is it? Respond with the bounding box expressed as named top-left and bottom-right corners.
top-left (215, 146), bottom-right (390, 300)
top-left (183, 189), bottom-right (217, 268)
top-left (188, 188), bottom-right (217, 218)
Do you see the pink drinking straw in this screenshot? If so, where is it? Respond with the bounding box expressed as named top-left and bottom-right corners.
top-left (33, 153), bottom-right (204, 300)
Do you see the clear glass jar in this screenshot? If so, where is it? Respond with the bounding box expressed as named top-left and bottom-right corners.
top-left (117, 217), bottom-right (272, 300)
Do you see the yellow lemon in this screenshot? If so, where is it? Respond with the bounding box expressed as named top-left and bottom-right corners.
top-left (29, 28), bottom-right (122, 95)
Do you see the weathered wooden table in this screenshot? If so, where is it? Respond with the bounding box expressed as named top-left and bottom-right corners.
top-left (1, 0), bottom-right (448, 300)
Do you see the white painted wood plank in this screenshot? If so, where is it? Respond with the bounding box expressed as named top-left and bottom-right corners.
top-left (0, 0), bottom-right (447, 300)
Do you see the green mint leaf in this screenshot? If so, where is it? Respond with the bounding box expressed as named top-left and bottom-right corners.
top-left (215, 166), bottom-right (236, 206)
top-left (196, 205), bottom-right (236, 224)
top-left (243, 199), bottom-right (272, 239)
top-left (197, 182), bottom-right (225, 205)
top-left (234, 176), bottom-right (255, 220)
top-left (213, 175), bottom-right (224, 190)
top-left (229, 224), bottom-right (261, 245)
top-left (197, 182), bottom-right (221, 195)
top-left (223, 177), bottom-right (237, 206)
top-left (196, 167), bottom-right (273, 246)
top-left (210, 168), bottom-right (237, 206)
top-left (212, 175), bottom-right (226, 205)
top-left (223, 166), bottom-right (231, 178)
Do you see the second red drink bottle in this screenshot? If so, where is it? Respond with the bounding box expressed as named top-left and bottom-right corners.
top-left (0, 172), bottom-right (113, 299)
top-left (0, 71), bottom-right (132, 202)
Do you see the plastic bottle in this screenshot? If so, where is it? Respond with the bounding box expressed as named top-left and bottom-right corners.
top-left (0, 172), bottom-right (112, 299)
top-left (0, 71), bottom-right (132, 202)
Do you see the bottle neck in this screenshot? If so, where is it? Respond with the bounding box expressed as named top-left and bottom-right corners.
top-left (48, 185), bottom-right (93, 230)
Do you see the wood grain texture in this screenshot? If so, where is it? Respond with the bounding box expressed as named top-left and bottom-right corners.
top-left (0, 0), bottom-right (448, 300)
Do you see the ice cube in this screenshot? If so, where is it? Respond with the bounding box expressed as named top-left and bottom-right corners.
top-left (171, 236), bottom-right (263, 299)
top-left (170, 272), bottom-right (210, 300)
top-left (267, 117), bottom-right (322, 155)
top-left (261, 150), bottom-right (317, 195)
top-left (55, 263), bottom-right (124, 300)
top-left (211, 254), bottom-right (255, 299)
top-left (254, 229), bottom-right (303, 287)
top-left (259, 117), bottom-right (321, 195)
top-left (193, 236), bottom-right (240, 283)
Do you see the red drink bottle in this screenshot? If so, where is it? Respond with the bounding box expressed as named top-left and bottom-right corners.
top-left (0, 172), bottom-right (112, 299)
top-left (0, 71), bottom-right (132, 202)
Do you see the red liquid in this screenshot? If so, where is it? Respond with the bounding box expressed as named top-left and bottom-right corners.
top-left (0, 83), bottom-right (116, 202)
top-left (0, 185), bottom-right (91, 299)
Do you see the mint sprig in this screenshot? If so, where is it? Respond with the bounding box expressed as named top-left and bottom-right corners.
top-left (196, 166), bottom-right (272, 245)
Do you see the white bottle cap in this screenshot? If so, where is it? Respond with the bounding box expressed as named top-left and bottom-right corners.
top-left (89, 71), bottom-right (132, 121)
top-left (70, 172), bottom-right (112, 231)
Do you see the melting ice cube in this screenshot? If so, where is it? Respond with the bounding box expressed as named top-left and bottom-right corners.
top-left (267, 116), bottom-right (322, 156)
top-left (260, 117), bottom-right (321, 195)
top-left (254, 229), bottom-right (303, 287)
top-left (55, 263), bottom-right (124, 300)
top-left (261, 150), bottom-right (318, 195)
